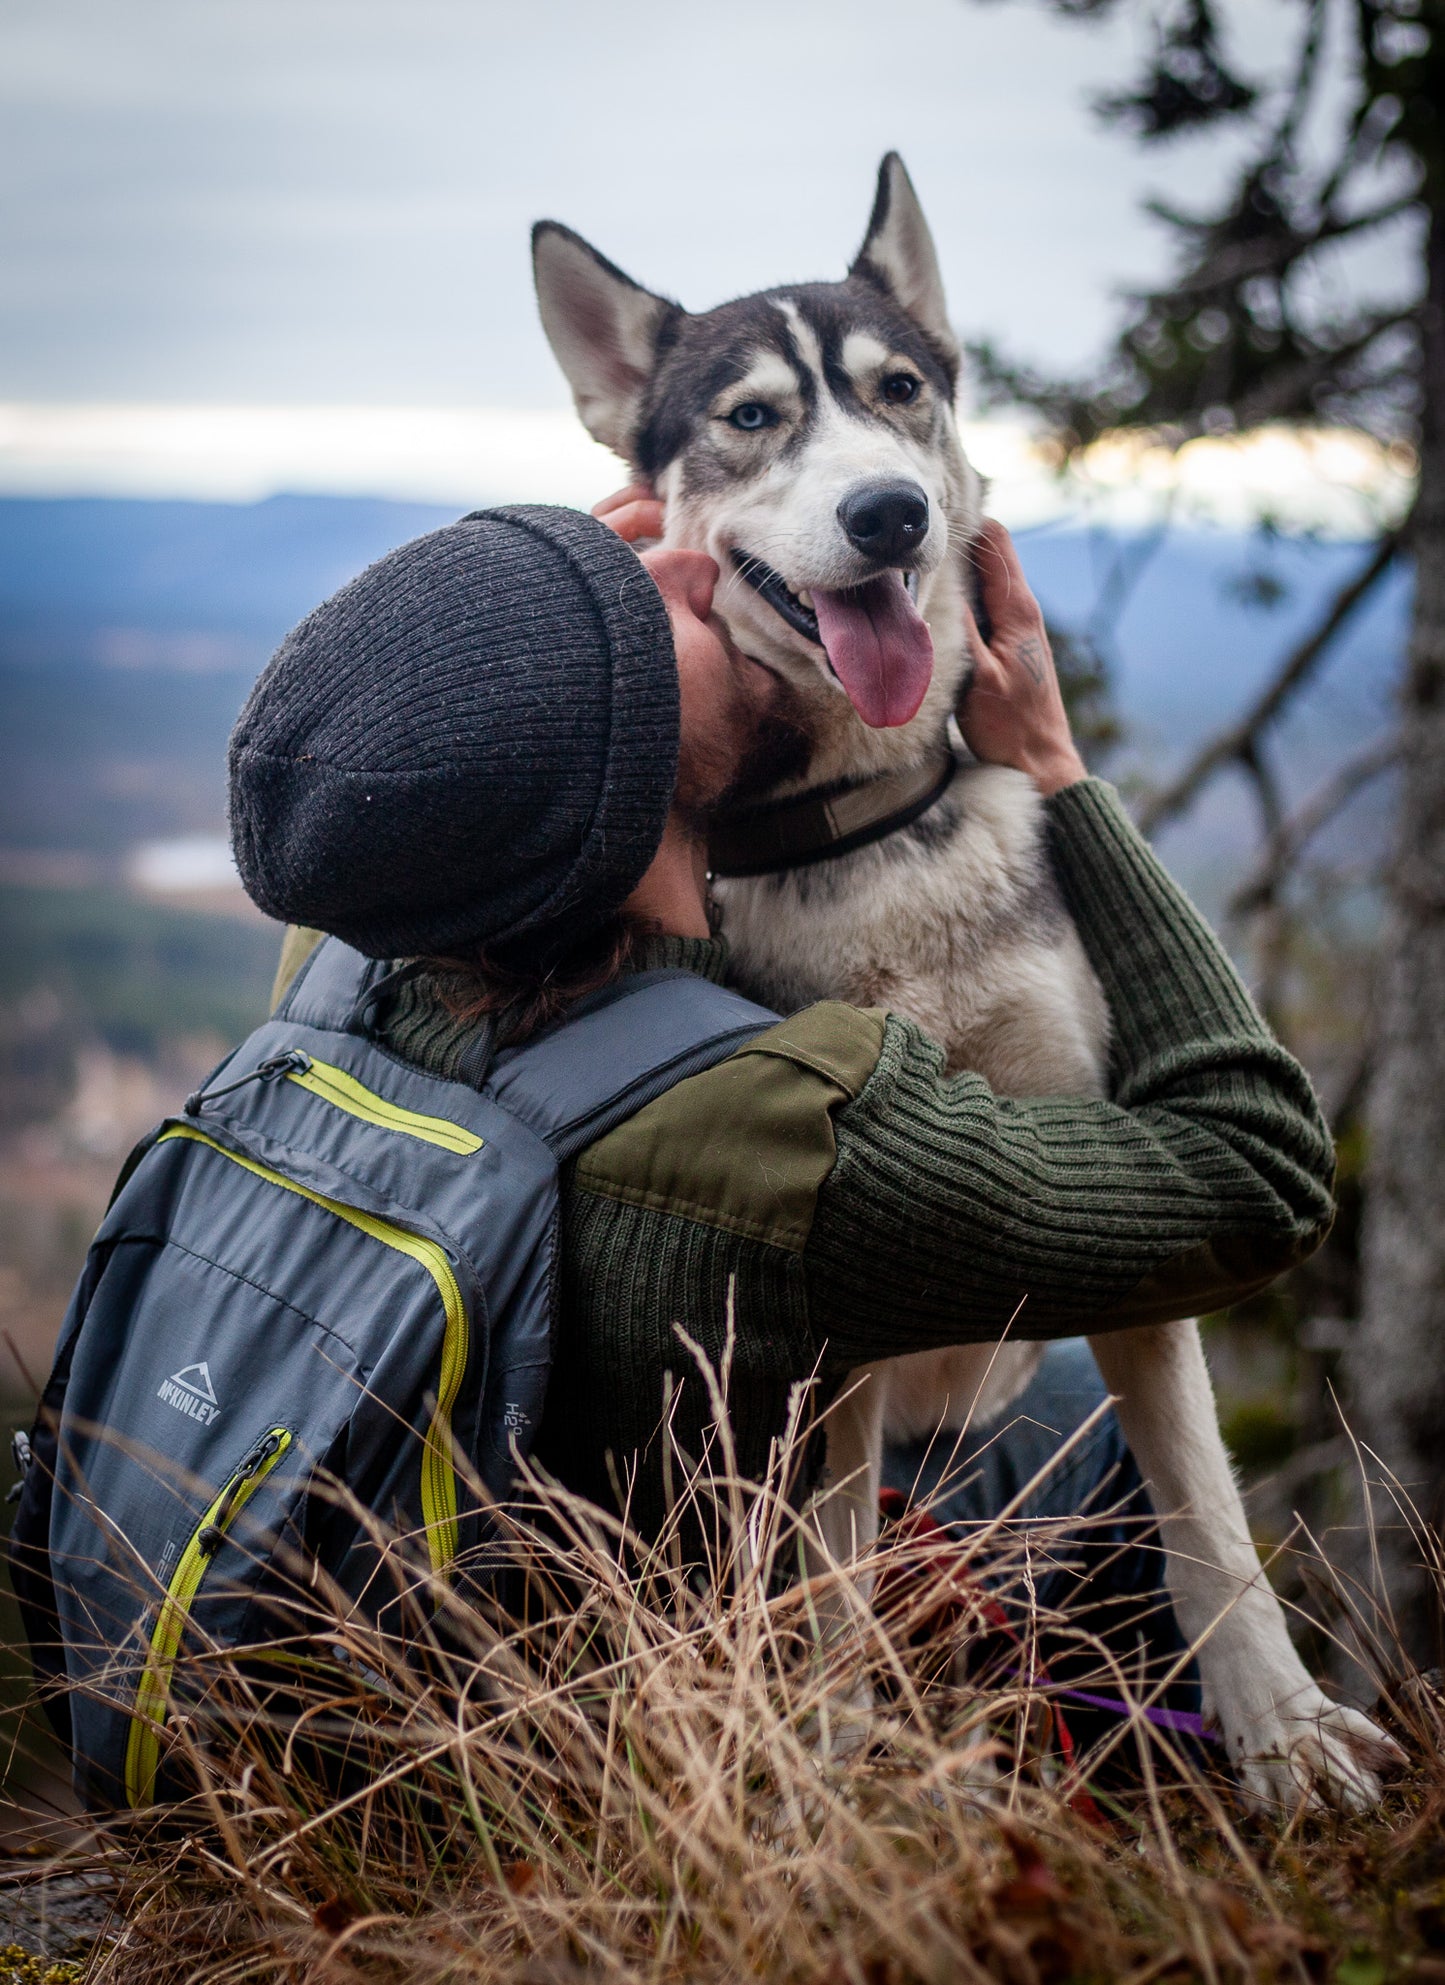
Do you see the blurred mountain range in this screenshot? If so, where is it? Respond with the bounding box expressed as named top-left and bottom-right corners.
top-left (0, 493), bottom-right (1412, 868)
top-left (0, 492), bottom-right (1414, 1387)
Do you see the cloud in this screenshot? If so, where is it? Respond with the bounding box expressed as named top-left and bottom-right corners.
top-left (1, 0), bottom-right (1212, 404)
top-left (0, 402), bottom-right (620, 504)
top-left (0, 402), bottom-right (1412, 538)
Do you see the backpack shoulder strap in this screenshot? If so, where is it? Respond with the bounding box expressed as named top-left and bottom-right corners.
top-left (273, 937), bottom-right (777, 1158)
top-left (273, 935), bottom-right (391, 1033)
top-left (485, 970), bottom-right (779, 1159)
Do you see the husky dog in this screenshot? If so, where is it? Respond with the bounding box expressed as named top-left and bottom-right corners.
top-left (532, 156), bottom-right (1393, 1808)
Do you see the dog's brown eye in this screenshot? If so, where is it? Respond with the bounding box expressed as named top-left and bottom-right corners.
top-left (728, 402), bottom-right (777, 431)
top-left (883, 373), bottom-right (920, 405)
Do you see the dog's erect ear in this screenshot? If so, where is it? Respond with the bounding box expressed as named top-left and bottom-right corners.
top-left (849, 154), bottom-right (958, 368)
top-left (532, 222), bottom-right (679, 459)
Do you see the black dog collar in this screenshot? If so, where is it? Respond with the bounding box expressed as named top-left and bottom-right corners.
top-left (708, 746), bottom-right (958, 879)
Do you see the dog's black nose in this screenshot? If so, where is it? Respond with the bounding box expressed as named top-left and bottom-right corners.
top-left (837, 480), bottom-right (930, 563)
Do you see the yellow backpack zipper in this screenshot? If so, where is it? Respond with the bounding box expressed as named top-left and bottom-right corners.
top-left (124, 1425), bottom-right (293, 1808)
top-left (185, 1048), bottom-right (484, 1154)
top-left (157, 1126), bottom-right (468, 1582)
top-left (284, 1053), bottom-right (484, 1155)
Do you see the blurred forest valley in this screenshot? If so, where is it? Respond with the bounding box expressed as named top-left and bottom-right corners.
top-left (0, 0), bottom-right (1438, 1837)
top-left (0, 502), bottom-right (1415, 1550)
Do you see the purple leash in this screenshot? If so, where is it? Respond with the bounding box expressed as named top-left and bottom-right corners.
top-left (1052, 1686), bottom-right (1220, 1743)
top-left (996, 1656), bottom-right (1220, 1742)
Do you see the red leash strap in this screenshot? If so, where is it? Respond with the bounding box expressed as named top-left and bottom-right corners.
top-left (874, 1488), bottom-right (1107, 1827)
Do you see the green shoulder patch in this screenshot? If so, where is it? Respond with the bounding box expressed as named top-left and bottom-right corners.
top-left (575, 1001), bottom-right (887, 1251)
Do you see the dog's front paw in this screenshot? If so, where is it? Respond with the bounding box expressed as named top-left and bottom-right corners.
top-left (1217, 1687), bottom-right (1402, 1814)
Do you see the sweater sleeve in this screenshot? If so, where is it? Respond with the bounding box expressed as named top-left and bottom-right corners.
top-left (804, 778), bottom-right (1335, 1370)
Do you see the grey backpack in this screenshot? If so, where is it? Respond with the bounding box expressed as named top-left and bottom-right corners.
top-left (9, 937), bottom-right (775, 1807)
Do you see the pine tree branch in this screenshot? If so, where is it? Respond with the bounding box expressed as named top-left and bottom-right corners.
top-left (1157, 192), bottom-right (1422, 298)
top-left (1137, 531), bottom-right (1402, 835)
top-left (1227, 309), bottom-right (1419, 430)
top-left (1274, 0), bottom-right (1329, 157)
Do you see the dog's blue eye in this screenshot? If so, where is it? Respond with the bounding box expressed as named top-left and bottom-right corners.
top-left (728, 402), bottom-right (776, 431)
top-left (883, 373), bottom-right (920, 405)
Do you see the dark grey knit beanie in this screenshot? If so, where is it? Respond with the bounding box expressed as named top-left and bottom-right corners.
top-left (228, 504), bottom-right (679, 963)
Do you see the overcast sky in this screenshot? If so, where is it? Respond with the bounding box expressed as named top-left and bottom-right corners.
top-left (2, 0), bottom-right (1331, 410)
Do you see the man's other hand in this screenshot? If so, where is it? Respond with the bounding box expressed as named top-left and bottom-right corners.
top-left (593, 483), bottom-right (664, 545)
top-left (959, 521), bottom-right (1087, 798)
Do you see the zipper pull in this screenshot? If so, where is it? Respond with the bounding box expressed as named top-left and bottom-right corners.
top-left (197, 1431), bottom-right (286, 1556)
top-left (185, 1050), bottom-right (312, 1117)
top-left (6, 1428), bottom-right (33, 1503)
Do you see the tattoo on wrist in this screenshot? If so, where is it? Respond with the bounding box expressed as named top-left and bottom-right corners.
top-left (1017, 636), bottom-right (1047, 687)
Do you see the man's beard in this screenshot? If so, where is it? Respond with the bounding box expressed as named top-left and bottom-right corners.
top-left (673, 674), bottom-right (813, 831)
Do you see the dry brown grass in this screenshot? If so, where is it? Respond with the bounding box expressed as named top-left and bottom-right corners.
top-left (3, 1362), bottom-right (1443, 1984)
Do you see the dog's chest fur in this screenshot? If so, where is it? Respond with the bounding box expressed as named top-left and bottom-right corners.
top-left (715, 756), bottom-right (1112, 1435)
top-left (716, 761), bottom-right (1109, 1095)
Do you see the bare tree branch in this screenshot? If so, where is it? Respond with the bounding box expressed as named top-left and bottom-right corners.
top-left (1137, 530), bottom-right (1402, 835)
top-left (1238, 733), bottom-right (1286, 842)
top-left (1235, 734), bottom-right (1290, 1021)
top-left (1230, 731), bottom-right (1403, 915)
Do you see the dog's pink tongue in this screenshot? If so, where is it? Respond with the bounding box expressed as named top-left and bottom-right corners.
top-left (812, 572), bottom-right (934, 728)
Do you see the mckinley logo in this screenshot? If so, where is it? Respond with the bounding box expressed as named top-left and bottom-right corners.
top-left (157, 1361), bottom-right (220, 1426)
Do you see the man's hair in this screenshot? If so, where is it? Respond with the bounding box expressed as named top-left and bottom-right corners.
top-left (425, 914), bottom-right (660, 1047)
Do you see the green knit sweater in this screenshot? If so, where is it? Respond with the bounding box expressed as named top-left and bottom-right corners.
top-left (352, 779), bottom-right (1333, 1536)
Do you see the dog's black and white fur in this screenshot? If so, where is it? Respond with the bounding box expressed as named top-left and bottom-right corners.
top-left (532, 155), bottom-right (1392, 1808)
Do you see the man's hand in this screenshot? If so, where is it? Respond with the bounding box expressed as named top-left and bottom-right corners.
top-left (595, 494), bottom-right (1084, 794)
top-left (959, 521), bottom-right (1087, 798)
top-left (593, 482), bottom-right (664, 545)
